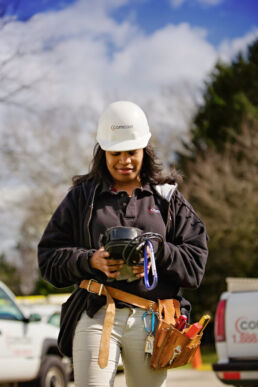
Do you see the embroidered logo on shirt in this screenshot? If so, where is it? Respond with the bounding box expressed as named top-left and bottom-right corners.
top-left (148, 207), bottom-right (160, 214)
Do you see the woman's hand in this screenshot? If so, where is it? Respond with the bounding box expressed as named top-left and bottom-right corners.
top-left (132, 262), bottom-right (151, 278)
top-left (132, 246), bottom-right (151, 278)
top-left (90, 247), bottom-right (124, 278)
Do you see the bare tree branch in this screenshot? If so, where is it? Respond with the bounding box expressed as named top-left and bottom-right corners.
top-left (1, 106), bottom-right (97, 292)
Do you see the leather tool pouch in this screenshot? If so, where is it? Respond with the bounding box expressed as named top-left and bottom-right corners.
top-left (150, 299), bottom-right (202, 369)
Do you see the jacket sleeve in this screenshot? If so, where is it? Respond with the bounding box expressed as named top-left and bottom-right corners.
top-left (157, 191), bottom-right (208, 289)
top-left (38, 187), bottom-right (97, 288)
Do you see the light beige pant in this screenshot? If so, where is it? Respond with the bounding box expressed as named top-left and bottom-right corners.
top-left (73, 306), bottom-right (167, 387)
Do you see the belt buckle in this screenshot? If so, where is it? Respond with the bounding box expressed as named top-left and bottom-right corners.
top-left (87, 279), bottom-right (104, 296)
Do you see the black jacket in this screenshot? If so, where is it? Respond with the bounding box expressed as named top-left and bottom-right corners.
top-left (38, 180), bottom-right (208, 356)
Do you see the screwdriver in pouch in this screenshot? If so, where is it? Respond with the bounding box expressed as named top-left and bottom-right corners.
top-left (175, 315), bottom-right (187, 331)
top-left (198, 314), bottom-right (211, 333)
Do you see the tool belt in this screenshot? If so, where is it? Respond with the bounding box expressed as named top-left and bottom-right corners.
top-left (80, 279), bottom-right (202, 370)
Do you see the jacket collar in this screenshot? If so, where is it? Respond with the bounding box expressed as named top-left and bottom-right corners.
top-left (153, 183), bottom-right (178, 202)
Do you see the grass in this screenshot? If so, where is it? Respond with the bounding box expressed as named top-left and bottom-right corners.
top-left (201, 345), bottom-right (218, 365)
top-left (172, 345), bottom-right (218, 371)
top-left (193, 345), bottom-right (218, 370)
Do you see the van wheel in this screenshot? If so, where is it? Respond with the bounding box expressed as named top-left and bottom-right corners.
top-left (38, 355), bottom-right (68, 387)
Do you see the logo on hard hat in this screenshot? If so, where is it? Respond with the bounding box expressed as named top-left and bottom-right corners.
top-left (111, 125), bottom-right (133, 131)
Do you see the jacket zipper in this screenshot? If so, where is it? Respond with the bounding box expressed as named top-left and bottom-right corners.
top-left (86, 185), bottom-right (98, 249)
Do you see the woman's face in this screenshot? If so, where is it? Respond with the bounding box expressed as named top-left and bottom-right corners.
top-left (105, 149), bottom-right (144, 185)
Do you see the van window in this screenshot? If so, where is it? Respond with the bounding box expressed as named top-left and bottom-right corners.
top-left (0, 288), bottom-right (24, 321)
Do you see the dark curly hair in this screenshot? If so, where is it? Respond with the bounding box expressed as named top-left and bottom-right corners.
top-left (72, 143), bottom-right (182, 187)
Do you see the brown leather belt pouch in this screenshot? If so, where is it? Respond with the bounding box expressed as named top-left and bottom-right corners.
top-left (150, 300), bottom-right (202, 369)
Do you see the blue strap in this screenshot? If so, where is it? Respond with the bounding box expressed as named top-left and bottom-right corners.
top-left (144, 240), bottom-right (158, 290)
top-left (142, 310), bottom-right (156, 334)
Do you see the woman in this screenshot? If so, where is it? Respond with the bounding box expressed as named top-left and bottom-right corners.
top-left (38, 101), bottom-right (208, 387)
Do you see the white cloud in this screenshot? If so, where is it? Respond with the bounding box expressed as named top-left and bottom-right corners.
top-left (218, 28), bottom-right (258, 63)
top-left (169, 0), bottom-right (186, 8)
top-left (0, 1), bottom-right (217, 115)
top-left (197, 0), bottom-right (223, 4)
top-left (0, 0), bottom-right (256, 160)
top-left (169, 0), bottom-right (223, 8)
top-left (0, 0), bottom-right (256, 136)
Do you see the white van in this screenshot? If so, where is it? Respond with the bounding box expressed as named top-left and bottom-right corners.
top-left (212, 277), bottom-right (258, 387)
top-left (0, 281), bottom-right (70, 387)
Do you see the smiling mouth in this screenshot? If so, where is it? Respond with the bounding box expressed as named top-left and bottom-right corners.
top-left (116, 168), bottom-right (134, 174)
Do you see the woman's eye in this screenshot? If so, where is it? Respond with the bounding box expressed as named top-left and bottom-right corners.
top-left (111, 152), bottom-right (120, 156)
top-left (128, 151), bottom-right (135, 156)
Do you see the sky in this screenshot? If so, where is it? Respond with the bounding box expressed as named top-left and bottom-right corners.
top-left (10, 0), bottom-right (258, 47)
top-left (1, 0), bottom-right (258, 116)
top-left (0, 0), bottom-right (258, 255)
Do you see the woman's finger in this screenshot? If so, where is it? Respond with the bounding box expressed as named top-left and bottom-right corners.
top-left (106, 259), bottom-right (124, 266)
top-left (105, 270), bottom-right (121, 278)
top-left (132, 262), bottom-right (151, 278)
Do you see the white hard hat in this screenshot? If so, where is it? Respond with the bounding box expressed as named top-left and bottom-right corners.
top-left (96, 101), bottom-right (151, 151)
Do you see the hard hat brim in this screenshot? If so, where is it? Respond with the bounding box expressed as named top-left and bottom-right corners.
top-left (98, 133), bottom-right (151, 151)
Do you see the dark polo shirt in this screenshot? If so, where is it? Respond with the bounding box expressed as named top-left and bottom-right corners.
top-left (91, 183), bottom-right (167, 249)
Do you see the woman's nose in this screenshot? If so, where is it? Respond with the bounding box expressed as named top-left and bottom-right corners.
top-left (120, 152), bottom-right (131, 164)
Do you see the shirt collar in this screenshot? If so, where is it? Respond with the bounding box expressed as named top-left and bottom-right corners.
top-left (98, 182), bottom-right (153, 196)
